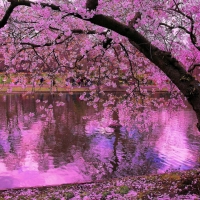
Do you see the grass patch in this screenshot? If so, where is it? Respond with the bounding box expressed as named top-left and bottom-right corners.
top-left (102, 190), bottom-right (111, 198)
top-left (118, 185), bottom-right (129, 195)
top-left (64, 191), bottom-right (74, 199)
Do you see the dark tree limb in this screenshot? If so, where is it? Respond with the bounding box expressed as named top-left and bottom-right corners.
top-left (188, 63), bottom-right (200, 74)
top-left (159, 23), bottom-right (199, 51)
top-left (103, 38), bottom-right (112, 49)
top-left (128, 12), bottom-right (142, 27)
top-left (86, 0), bottom-right (98, 11)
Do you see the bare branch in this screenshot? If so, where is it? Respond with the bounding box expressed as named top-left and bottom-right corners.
top-left (188, 63), bottom-right (200, 74)
top-left (159, 23), bottom-right (191, 34)
top-left (0, 0), bottom-right (60, 29)
top-left (167, 2), bottom-right (200, 51)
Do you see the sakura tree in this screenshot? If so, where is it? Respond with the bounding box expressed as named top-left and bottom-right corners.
top-left (0, 0), bottom-right (200, 130)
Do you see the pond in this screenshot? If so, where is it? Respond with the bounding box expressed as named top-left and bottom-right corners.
top-left (0, 93), bottom-right (199, 190)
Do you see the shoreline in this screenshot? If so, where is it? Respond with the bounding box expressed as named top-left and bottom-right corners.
top-left (0, 84), bottom-right (168, 93)
top-left (0, 168), bottom-right (199, 199)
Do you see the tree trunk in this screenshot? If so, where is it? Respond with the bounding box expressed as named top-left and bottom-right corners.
top-left (89, 15), bottom-right (200, 130)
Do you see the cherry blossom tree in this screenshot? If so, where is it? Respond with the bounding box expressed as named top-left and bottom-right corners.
top-left (0, 0), bottom-right (200, 130)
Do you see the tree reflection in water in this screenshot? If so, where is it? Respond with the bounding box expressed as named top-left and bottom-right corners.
top-left (0, 93), bottom-right (199, 189)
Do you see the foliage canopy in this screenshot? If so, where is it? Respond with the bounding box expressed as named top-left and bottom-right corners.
top-left (0, 0), bottom-right (200, 131)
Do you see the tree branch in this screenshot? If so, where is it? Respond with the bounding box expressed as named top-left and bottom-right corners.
top-left (86, 0), bottom-right (98, 11)
top-left (188, 63), bottom-right (200, 74)
top-left (128, 12), bottom-right (142, 27)
top-left (168, 2), bottom-right (200, 51)
top-left (0, 3), bottom-right (17, 28)
top-left (0, 0), bottom-right (61, 29)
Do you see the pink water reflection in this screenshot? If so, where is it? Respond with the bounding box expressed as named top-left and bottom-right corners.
top-left (156, 109), bottom-right (198, 172)
top-left (0, 94), bottom-right (199, 190)
top-left (0, 162), bottom-right (91, 189)
top-left (0, 120), bottom-right (92, 190)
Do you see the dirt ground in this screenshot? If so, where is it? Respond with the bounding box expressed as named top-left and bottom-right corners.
top-left (0, 168), bottom-right (199, 199)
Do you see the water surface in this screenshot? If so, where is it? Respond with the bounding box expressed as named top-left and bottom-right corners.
top-left (0, 93), bottom-right (199, 190)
